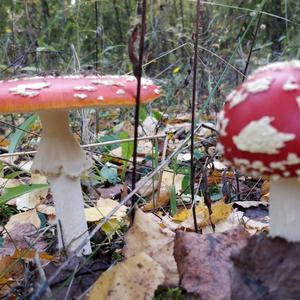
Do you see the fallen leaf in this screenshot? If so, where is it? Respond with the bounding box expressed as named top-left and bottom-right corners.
top-left (0, 255), bottom-right (23, 295)
top-left (88, 252), bottom-right (165, 300)
top-left (85, 199), bottom-right (129, 238)
top-left (138, 179), bottom-right (158, 197)
top-left (233, 201), bottom-right (268, 209)
top-left (16, 174), bottom-right (48, 210)
top-left (161, 171), bottom-right (184, 193)
top-left (173, 201), bottom-right (233, 230)
top-left (0, 249), bottom-right (54, 298)
top-left (143, 188), bottom-right (170, 211)
top-left (101, 218), bottom-right (126, 237)
top-left (140, 116), bottom-right (158, 136)
top-left (203, 210), bottom-right (244, 233)
top-left (260, 178), bottom-right (270, 202)
top-left (5, 209), bottom-right (41, 235)
top-left (0, 136), bottom-right (10, 147)
top-left (174, 227), bottom-right (249, 300)
top-left (3, 223), bottom-right (46, 251)
top-left (85, 198), bottom-right (127, 222)
top-left (36, 204), bottom-right (55, 216)
top-left (243, 216), bottom-right (269, 233)
top-left (231, 234), bottom-right (300, 299)
top-left (98, 184), bottom-right (124, 199)
top-left (124, 208), bottom-right (179, 286)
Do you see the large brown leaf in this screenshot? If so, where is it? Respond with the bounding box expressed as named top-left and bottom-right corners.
top-left (231, 234), bottom-right (300, 299)
top-left (174, 227), bottom-right (249, 300)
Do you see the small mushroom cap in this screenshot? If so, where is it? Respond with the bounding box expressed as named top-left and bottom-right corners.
top-left (0, 75), bottom-right (161, 113)
top-left (217, 60), bottom-right (300, 179)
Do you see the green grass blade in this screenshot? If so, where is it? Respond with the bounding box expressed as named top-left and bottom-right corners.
top-left (8, 114), bottom-right (38, 153)
top-left (0, 184), bottom-right (49, 205)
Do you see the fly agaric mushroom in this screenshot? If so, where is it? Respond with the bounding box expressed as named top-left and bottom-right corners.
top-left (0, 75), bottom-right (161, 255)
top-left (217, 60), bottom-right (300, 242)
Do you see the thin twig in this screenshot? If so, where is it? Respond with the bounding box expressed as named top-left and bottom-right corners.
top-left (34, 252), bottom-right (53, 300)
top-left (191, 0), bottom-right (201, 233)
top-left (131, 0), bottom-right (147, 210)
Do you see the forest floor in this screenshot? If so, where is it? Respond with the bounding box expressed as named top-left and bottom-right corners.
top-left (0, 109), bottom-right (272, 299)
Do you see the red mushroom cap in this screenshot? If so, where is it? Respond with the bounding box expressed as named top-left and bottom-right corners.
top-left (0, 75), bottom-right (161, 113)
top-left (217, 60), bottom-right (300, 179)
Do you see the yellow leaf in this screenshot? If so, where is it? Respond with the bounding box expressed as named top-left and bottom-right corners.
top-left (172, 208), bottom-right (191, 222)
top-left (204, 201), bottom-right (233, 226)
top-left (88, 252), bottom-right (165, 300)
top-left (85, 198), bottom-right (127, 222)
top-left (173, 67), bottom-right (181, 74)
top-left (172, 201), bottom-right (233, 229)
top-left (102, 219), bottom-right (125, 237)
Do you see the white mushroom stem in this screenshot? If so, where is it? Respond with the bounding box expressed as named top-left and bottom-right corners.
top-left (269, 178), bottom-right (300, 242)
top-left (49, 174), bottom-right (91, 255)
top-left (31, 110), bottom-right (93, 255)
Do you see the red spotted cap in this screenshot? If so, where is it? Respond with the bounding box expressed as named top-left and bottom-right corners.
top-left (217, 60), bottom-right (300, 179)
top-left (0, 75), bottom-right (161, 113)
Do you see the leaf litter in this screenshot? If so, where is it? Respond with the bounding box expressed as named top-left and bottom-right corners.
top-left (0, 110), bottom-right (275, 299)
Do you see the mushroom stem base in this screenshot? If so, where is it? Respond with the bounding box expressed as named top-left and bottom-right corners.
top-left (270, 178), bottom-right (300, 242)
top-left (49, 175), bottom-right (92, 255)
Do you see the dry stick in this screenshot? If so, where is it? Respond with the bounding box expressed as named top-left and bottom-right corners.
top-left (94, 0), bottom-right (101, 134)
top-left (131, 0), bottom-right (147, 210)
top-left (64, 264), bottom-right (79, 300)
top-left (34, 252), bottom-right (53, 300)
top-left (0, 134), bottom-right (165, 158)
top-left (155, 135), bottom-right (169, 209)
top-left (191, 0), bottom-right (201, 233)
top-left (30, 123), bottom-right (204, 300)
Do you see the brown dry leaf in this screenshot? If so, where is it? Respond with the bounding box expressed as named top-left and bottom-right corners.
top-left (3, 223), bottom-right (47, 251)
top-left (0, 255), bottom-right (23, 296)
top-left (0, 136), bottom-right (10, 147)
top-left (207, 169), bottom-right (234, 185)
top-left (88, 252), bottom-right (164, 300)
top-left (174, 228), bottom-right (249, 300)
top-left (143, 188), bottom-right (170, 211)
top-left (231, 234), bottom-right (300, 299)
top-left (260, 178), bottom-right (270, 202)
top-left (12, 249), bottom-right (55, 262)
top-left (167, 113), bottom-right (190, 124)
top-left (207, 169), bottom-right (222, 185)
top-left (5, 209), bottom-right (41, 235)
top-left (0, 249), bottom-right (54, 298)
top-left (124, 208), bottom-right (179, 286)
top-left (98, 184), bottom-right (124, 199)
